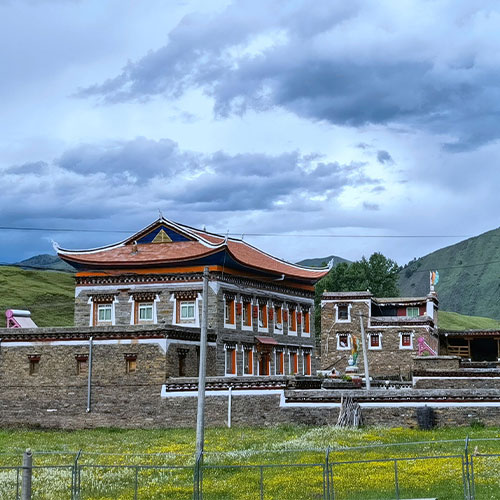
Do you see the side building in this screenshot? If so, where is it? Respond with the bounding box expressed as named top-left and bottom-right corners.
top-left (55, 216), bottom-right (329, 378)
top-left (321, 291), bottom-right (439, 378)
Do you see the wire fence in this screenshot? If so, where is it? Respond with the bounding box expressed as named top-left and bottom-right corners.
top-left (0, 438), bottom-right (499, 499)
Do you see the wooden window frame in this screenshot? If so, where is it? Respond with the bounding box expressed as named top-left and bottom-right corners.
top-left (225, 346), bottom-right (237, 375)
top-left (304, 352), bottom-right (312, 376)
top-left (369, 332), bottom-right (382, 350)
top-left (275, 350), bottom-right (284, 375)
top-left (224, 297), bottom-right (236, 327)
top-left (337, 333), bottom-right (351, 350)
top-left (243, 347), bottom-right (253, 375)
top-left (95, 302), bottom-right (112, 325)
top-left (406, 307), bottom-right (420, 318)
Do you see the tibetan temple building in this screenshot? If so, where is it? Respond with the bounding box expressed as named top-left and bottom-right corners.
top-left (56, 217), bottom-right (330, 378)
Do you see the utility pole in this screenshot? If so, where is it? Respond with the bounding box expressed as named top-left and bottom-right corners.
top-left (359, 313), bottom-right (371, 390)
top-left (195, 267), bottom-right (209, 457)
top-left (86, 336), bottom-right (93, 413)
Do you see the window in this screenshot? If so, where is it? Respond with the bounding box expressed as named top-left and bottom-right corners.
top-left (337, 304), bottom-right (350, 321)
top-left (259, 352), bottom-right (270, 376)
top-left (243, 347), bottom-right (253, 375)
top-left (224, 297), bottom-right (235, 327)
top-left (138, 303), bottom-right (153, 321)
top-left (180, 301), bottom-right (195, 320)
top-left (275, 350), bottom-right (284, 375)
top-left (369, 333), bottom-right (382, 349)
top-left (177, 348), bottom-right (188, 376)
top-left (288, 307), bottom-right (297, 333)
top-left (258, 303), bottom-right (268, 329)
top-left (406, 307), bottom-right (420, 317)
top-left (304, 352), bottom-right (312, 376)
top-left (225, 346), bottom-right (236, 375)
top-left (97, 303), bottom-right (112, 322)
top-left (337, 333), bottom-right (351, 350)
top-left (242, 301), bottom-right (252, 329)
top-left (125, 354), bottom-right (137, 374)
top-left (399, 332), bottom-right (414, 349)
top-left (75, 355), bottom-right (88, 375)
top-left (28, 355), bottom-right (40, 375)
top-left (290, 351), bottom-right (299, 375)
top-left (274, 304), bottom-right (283, 332)
top-left (302, 309), bottom-right (310, 335)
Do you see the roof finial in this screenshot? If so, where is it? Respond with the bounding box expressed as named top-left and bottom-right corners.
top-left (158, 209), bottom-right (163, 220)
top-left (224, 229), bottom-right (229, 243)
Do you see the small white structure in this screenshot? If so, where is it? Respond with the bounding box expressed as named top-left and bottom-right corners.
top-left (5, 309), bottom-right (38, 328)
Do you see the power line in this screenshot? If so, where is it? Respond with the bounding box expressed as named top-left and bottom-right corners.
top-left (0, 225), bottom-right (491, 239)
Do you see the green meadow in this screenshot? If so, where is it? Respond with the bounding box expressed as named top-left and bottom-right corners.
top-left (0, 426), bottom-right (499, 499)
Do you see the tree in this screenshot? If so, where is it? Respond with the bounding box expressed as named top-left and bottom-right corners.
top-left (314, 253), bottom-right (400, 341)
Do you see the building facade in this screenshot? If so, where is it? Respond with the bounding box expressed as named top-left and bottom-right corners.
top-left (56, 217), bottom-right (329, 378)
top-left (321, 291), bottom-right (439, 378)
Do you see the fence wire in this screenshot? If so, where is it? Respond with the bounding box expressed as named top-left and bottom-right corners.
top-left (0, 437), bottom-right (499, 499)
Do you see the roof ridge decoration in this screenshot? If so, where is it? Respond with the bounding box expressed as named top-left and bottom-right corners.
top-left (54, 216), bottom-right (227, 255)
top-left (151, 229), bottom-right (173, 243)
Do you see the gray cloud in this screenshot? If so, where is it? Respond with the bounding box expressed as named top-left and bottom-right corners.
top-left (1, 138), bottom-right (379, 226)
top-left (363, 202), bottom-right (380, 211)
top-left (376, 150), bottom-right (394, 165)
top-left (78, 1), bottom-right (500, 151)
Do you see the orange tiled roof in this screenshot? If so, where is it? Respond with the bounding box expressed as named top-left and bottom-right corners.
top-left (60, 241), bottom-right (217, 266)
top-left (56, 217), bottom-right (330, 281)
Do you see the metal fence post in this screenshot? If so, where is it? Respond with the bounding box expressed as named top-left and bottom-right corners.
top-left (469, 453), bottom-right (476, 500)
top-left (16, 467), bottom-right (20, 500)
top-left (134, 466), bottom-right (139, 500)
top-left (464, 436), bottom-right (471, 500)
top-left (394, 459), bottom-right (400, 500)
top-left (72, 450), bottom-right (82, 500)
top-left (324, 446), bottom-right (330, 500)
top-left (259, 465), bottom-right (264, 500)
top-left (22, 449), bottom-right (32, 500)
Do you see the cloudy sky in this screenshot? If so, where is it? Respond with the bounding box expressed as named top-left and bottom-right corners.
top-left (1, 0), bottom-right (499, 266)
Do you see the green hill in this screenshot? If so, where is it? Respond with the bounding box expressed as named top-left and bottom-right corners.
top-left (438, 310), bottom-right (500, 331)
top-left (0, 266), bottom-right (74, 327)
top-left (399, 227), bottom-right (500, 320)
top-left (296, 255), bottom-right (351, 267)
top-left (16, 254), bottom-right (75, 272)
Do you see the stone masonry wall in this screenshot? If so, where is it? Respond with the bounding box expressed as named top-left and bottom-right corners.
top-left (0, 379), bottom-right (499, 429)
top-left (321, 300), bottom-right (438, 379)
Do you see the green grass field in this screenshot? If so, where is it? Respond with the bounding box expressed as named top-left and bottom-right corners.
top-left (438, 310), bottom-right (500, 331)
top-left (0, 266), bottom-right (74, 326)
top-left (0, 426), bottom-right (499, 499)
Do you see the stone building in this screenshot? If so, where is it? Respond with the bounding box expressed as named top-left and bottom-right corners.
top-left (54, 216), bottom-right (329, 378)
top-left (320, 291), bottom-right (439, 378)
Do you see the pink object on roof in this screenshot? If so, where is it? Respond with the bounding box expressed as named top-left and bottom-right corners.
top-left (5, 309), bottom-right (38, 329)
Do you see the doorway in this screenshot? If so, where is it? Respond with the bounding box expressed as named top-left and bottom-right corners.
top-left (470, 338), bottom-right (498, 361)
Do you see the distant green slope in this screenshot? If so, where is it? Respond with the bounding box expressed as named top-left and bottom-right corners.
top-left (0, 266), bottom-right (74, 327)
top-left (296, 255), bottom-right (351, 267)
top-left (16, 254), bottom-right (75, 272)
top-left (438, 310), bottom-right (500, 331)
top-left (399, 227), bottom-right (500, 320)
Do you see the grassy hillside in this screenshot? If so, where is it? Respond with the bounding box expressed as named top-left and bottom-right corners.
top-left (16, 253), bottom-right (75, 272)
top-left (399, 226), bottom-right (500, 320)
top-left (438, 310), bottom-right (500, 331)
top-left (0, 266), bottom-right (74, 327)
top-left (296, 255), bottom-right (351, 267)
